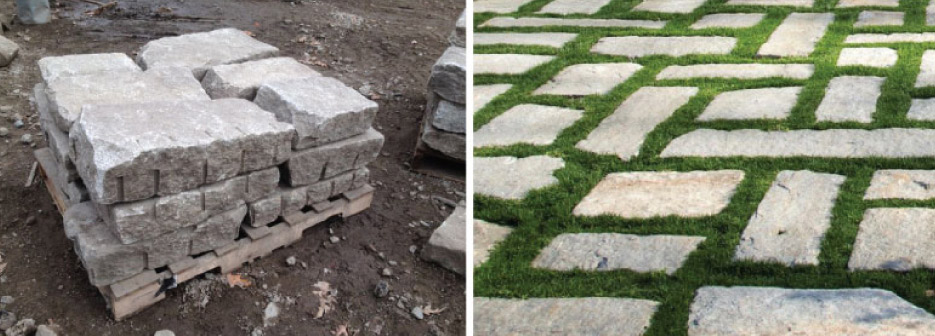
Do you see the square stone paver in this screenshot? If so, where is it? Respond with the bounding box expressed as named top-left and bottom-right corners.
top-left (532, 233), bottom-right (705, 274)
top-left (474, 84), bottom-right (513, 114)
top-left (697, 87), bottom-right (801, 121)
top-left (757, 13), bottom-right (834, 58)
top-left (837, 47), bottom-right (898, 67)
top-left (474, 104), bottom-right (583, 147)
top-left (908, 98), bottom-right (935, 120)
top-left (474, 54), bottom-right (555, 75)
top-left (854, 11), bottom-right (904, 27)
top-left (815, 76), bottom-right (885, 123)
top-left (474, 33), bottom-right (578, 48)
top-left (849, 208), bottom-right (935, 271)
top-left (916, 50), bottom-right (935, 87)
top-left (592, 36), bottom-right (737, 57)
top-left (533, 63), bottom-right (643, 96)
top-left (474, 220), bottom-right (513, 267)
top-left (864, 170), bottom-right (935, 200)
top-left (474, 156), bottom-right (564, 200)
top-left (690, 13), bottom-right (766, 29)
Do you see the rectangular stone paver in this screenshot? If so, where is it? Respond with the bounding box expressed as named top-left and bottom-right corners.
top-left (697, 87), bottom-right (801, 121)
top-left (908, 99), bottom-right (935, 120)
top-left (532, 233), bottom-right (705, 274)
top-left (475, 104), bottom-right (583, 147)
top-left (473, 84), bottom-right (512, 114)
top-left (475, 298), bottom-right (659, 336)
top-left (727, 0), bottom-right (812, 5)
top-left (734, 170), bottom-right (845, 266)
top-left (474, 33), bottom-right (577, 48)
top-left (481, 17), bottom-right (666, 29)
top-left (474, 54), bottom-right (555, 75)
top-left (850, 208), bottom-right (935, 271)
top-left (201, 57), bottom-right (320, 99)
top-left (838, 0), bottom-right (899, 7)
top-left (845, 33), bottom-right (935, 43)
top-left (137, 28), bottom-right (279, 79)
top-left (656, 64), bottom-right (814, 80)
top-left (474, 156), bottom-right (564, 200)
top-left (633, 0), bottom-right (707, 13)
top-left (929, 0), bottom-right (935, 25)
top-left (474, 0), bottom-right (535, 13)
top-left (865, 170), bottom-right (935, 200)
top-left (538, 0), bottom-right (611, 14)
top-left (815, 76), bottom-right (885, 123)
top-left (661, 128), bottom-right (935, 158)
top-left (38, 53), bottom-right (140, 84)
top-left (837, 47), bottom-right (898, 68)
top-left (577, 87), bottom-right (698, 161)
top-left (757, 13), bottom-right (834, 58)
top-left (690, 13), bottom-right (766, 29)
top-left (533, 63), bottom-right (643, 96)
top-left (474, 220), bottom-right (513, 267)
top-left (591, 36), bottom-right (736, 57)
top-left (855, 11), bottom-right (904, 27)
top-left (916, 50), bottom-right (935, 87)
top-left (573, 170), bottom-right (745, 219)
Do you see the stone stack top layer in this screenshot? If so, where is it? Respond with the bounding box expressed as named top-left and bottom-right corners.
top-left (201, 57), bottom-right (321, 99)
top-left (136, 28), bottom-right (280, 79)
top-left (38, 53), bottom-right (141, 84)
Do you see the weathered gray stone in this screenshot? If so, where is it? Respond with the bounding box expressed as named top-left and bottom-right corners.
top-left (865, 170), bottom-right (935, 200)
top-left (691, 13), bottom-right (765, 29)
top-left (726, 0), bottom-right (813, 6)
top-left (474, 220), bottom-right (512, 267)
top-left (846, 32), bottom-right (935, 43)
top-left (916, 50), bottom-right (935, 87)
top-left (5, 319), bottom-right (35, 336)
top-left (201, 57), bottom-right (319, 99)
top-left (285, 128), bottom-right (383, 186)
top-left (37, 53), bottom-right (140, 84)
top-left (656, 64), bottom-right (814, 80)
top-left (420, 122), bottom-right (465, 161)
top-left (633, 0), bottom-right (707, 13)
top-left (203, 176), bottom-right (247, 212)
top-left (34, 148), bottom-right (88, 207)
top-left (191, 204), bottom-right (248, 255)
top-left (855, 10), bottom-right (904, 27)
top-left (839, 0), bottom-right (899, 7)
top-left (592, 36), bottom-right (736, 57)
top-left (837, 47), bottom-right (898, 67)
top-left (254, 77), bottom-right (377, 149)
top-left (815, 76), bottom-right (884, 123)
top-left (449, 11), bottom-right (465, 48)
top-left (473, 84), bottom-right (512, 114)
top-left (351, 168), bottom-right (370, 190)
top-left (0, 35), bottom-right (17, 67)
top-left (35, 84), bottom-right (79, 182)
top-left (474, 156), bottom-right (564, 200)
top-left (136, 28), bottom-right (279, 79)
top-left (473, 0), bottom-right (534, 13)
top-left (249, 194), bottom-right (282, 227)
top-left (281, 186), bottom-right (308, 215)
top-left (907, 99), bottom-right (935, 120)
top-left (45, 67), bottom-right (210, 131)
top-left (306, 169), bottom-right (363, 203)
top-left (577, 87), bottom-right (698, 160)
top-left (474, 104), bottom-right (583, 148)
top-left (475, 297), bottom-right (659, 336)
top-left (422, 205), bottom-right (466, 275)
top-left (661, 128), bottom-right (935, 158)
top-left (71, 99), bottom-right (294, 204)
top-left (697, 87), bottom-right (800, 121)
top-left (688, 286), bottom-right (935, 336)
top-left (64, 203), bottom-right (146, 286)
top-left (432, 100), bottom-right (465, 133)
top-left (849, 208), bottom-right (935, 271)
top-left (533, 63), bottom-right (642, 96)
top-left (246, 167), bottom-right (280, 202)
top-left (538, 0), bottom-right (611, 14)
top-left (757, 13), bottom-right (834, 58)
top-left (482, 17), bottom-right (666, 28)
top-left (474, 33), bottom-right (577, 48)
top-left (143, 226), bottom-right (195, 268)
top-left (734, 171), bottom-right (845, 266)
top-left (574, 170), bottom-right (745, 219)
top-left (427, 47), bottom-right (466, 104)
top-left (533, 233), bottom-right (705, 274)
top-left (474, 54), bottom-right (555, 75)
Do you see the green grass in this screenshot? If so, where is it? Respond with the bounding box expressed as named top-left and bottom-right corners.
top-left (473, 0), bottom-right (935, 334)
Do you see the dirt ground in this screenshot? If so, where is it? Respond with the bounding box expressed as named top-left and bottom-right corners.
top-left (0, 0), bottom-right (465, 335)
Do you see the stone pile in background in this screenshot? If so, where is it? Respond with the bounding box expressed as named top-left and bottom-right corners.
top-left (416, 10), bottom-right (466, 162)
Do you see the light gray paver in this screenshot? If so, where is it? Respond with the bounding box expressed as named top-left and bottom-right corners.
top-left (815, 76), bottom-right (885, 123)
top-left (697, 87), bottom-right (801, 121)
top-left (473, 84), bottom-right (512, 114)
top-left (688, 286), bottom-right (935, 336)
top-left (734, 170), bottom-right (845, 266)
top-left (726, 0), bottom-right (813, 5)
top-left (37, 53), bottom-right (140, 84)
top-left (475, 104), bottom-right (582, 147)
top-left (908, 98), bottom-right (935, 120)
top-left (757, 13), bottom-right (834, 58)
top-left (928, 0), bottom-right (935, 25)
top-left (573, 170), bottom-right (745, 218)
top-left (838, 0), bottom-right (899, 7)
top-left (428, 46), bottom-right (466, 104)
top-left (533, 63), bottom-right (643, 96)
top-left (201, 57), bottom-right (320, 99)
top-left (916, 50), bottom-right (935, 87)
top-left (846, 32), bottom-right (935, 43)
top-left (656, 63), bottom-right (814, 80)
top-left (474, 33), bottom-right (577, 48)
top-left (854, 10), bottom-right (904, 27)
top-left (591, 36), bottom-right (737, 57)
top-left (474, 54), bottom-right (555, 75)
top-left (837, 47), bottom-right (898, 67)
top-left (422, 205), bottom-right (466, 275)
top-left (633, 0), bottom-right (707, 13)
top-left (661, 128), bottom-right (935, 158)
top-left (576, 87), bottom-right (698, 160)
top-left (690, 13), bottom-right (766, 29)
top-left (474, 220), bottom-right (513, 267)
top-left (865, 170), bottom-right (935, 200)
top-left (850, 208), bottom-right (935, 271)
top-left (474, 156), bottom-right (564, 200)
top-left (474, 0), bottom-right (535, 13)
top-left (481, 17), bottom-right (666, 29)
top-left (538, 0), bottom-right (611, 14)
top-left (136, 28), bottom-right (279, 79)
top-left (285, 128), bottom-right (383, 186)
top-left (475, 297), bottom-right (659, 336)
top-left (533, 233), bottom-right (705, 274)
top-left (35, 83), bottom-right (78, 182)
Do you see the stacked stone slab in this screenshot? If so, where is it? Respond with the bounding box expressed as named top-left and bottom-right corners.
top-left (417, 11), bottom-right (467, 162)
top-left (33, 29), bottom-right (384, 292)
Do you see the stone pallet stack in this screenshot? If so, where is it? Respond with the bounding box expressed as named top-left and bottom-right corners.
top-left (417, 11), bottom-right (466, 162)
top-left (33, 28), bottom-right (384, 310)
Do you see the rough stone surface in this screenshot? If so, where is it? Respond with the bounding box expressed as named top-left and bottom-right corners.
top-left (473, 84), bottom-right (512, 114)
top-left (201, 57), bottom-right (320, 99)
top-left (855, 10), bottom-right (904, 27)
top-left (916, 50), bottom-right (935, 87)
top-left (420, 122), bottom-right (465, 161)
top-left (815, 76), bottom-right (885, 123)
top-left (846, 32), bottom-right (935, 43)
top-left (474, 104), bottom-right (583, 147)
top-left (691, 13), bottom-right (765, 29)
top-left (5, 319), bottom-right (35, 336)
top-left (837, 47), bottom-right (898, 67)
top-left (474, 220), bottom-right (512, 267)
top-left (191, 205), bottom-right (248, 255)
top-left (482, 17), bottom-right (666, 29)
top-left (577, 87), bottom-right (698, 160)
top-left (592, 36), bottom-right (736, 57)
top-left (757, 13), bottom-right (834, 58)
top-left (726, 0), bottom-right (813, 6)
top-left (45, 67), bottom-right (211, 131)
top-left (37, 53), bottom-right (140, 84)
top-left (285, 128), bottom-right (383, 186)
top-left (431, 100), bottom-right (465, 133)
top-left (254, 76), bottom-right (377, 149)
top-left (865, 170), bottom-right (935, 200)
top-left (64, 203), bottom-right (146, 286)
top-left (474, 33), bottom-right (577, 48)
top-left (849, 208), bottom-right (935, 271)
top-left (533, 233), bottom-right (705, 274)
top-left (661, 128), bottom-right (935, 158)
top-left (734, 171), bottom-right (845, 266)
top-left (656, 64), bottom-right (814, 80)
top-left (474, 0), bottom-right (535, 13)
top-left (449, 11), bottom-right (465, 47)
top-left (688, 286), bottom-right (935, 336)
top-left (474, 54), bottom-right (555, 75)
top-left (697, 87), bottom-right (801, 121)
top-left (422, 205), bottom-right (466, 275)
top-left (35, 148), bottom-right (88, 208)
top-left (248, 194), bottom-right (282, 227)
top-left (537, 0), bottom-right (611, 14)
top-left (908, 98), bottom-right (935, 120)
top-left (533, 63), bottom-right (642, 96)
top-left (474, 156), bottom-right (564, 200)
top-left (633, 0), bottom-right (707, 13)
top-left (474, 297), bottom-right (659, 336)
top-left (0, 35), bottom-right (17, 67)
top-left (838, 0), bottom-right (899, 7)
top-left (427, 47), bottom-right (466, 104)
top-left (573, 170), bottom-right (745, 218)
top-left (71, 99), bottom-right (294, 204)
top-left (136, 28), bottom-right (279, 79)
top-left (35, 83), bottom-right (78, 182)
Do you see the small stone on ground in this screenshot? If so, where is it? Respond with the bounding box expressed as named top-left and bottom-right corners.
top-left (691, 13), bottom-right (765, 29)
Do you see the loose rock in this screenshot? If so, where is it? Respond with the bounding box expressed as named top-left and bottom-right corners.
top-left (374, 280), bottom-right (390, 298)
top-left (4, 318), bottom-right (35, 336)
top-left (411, 306), bottom-right (424, 320)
